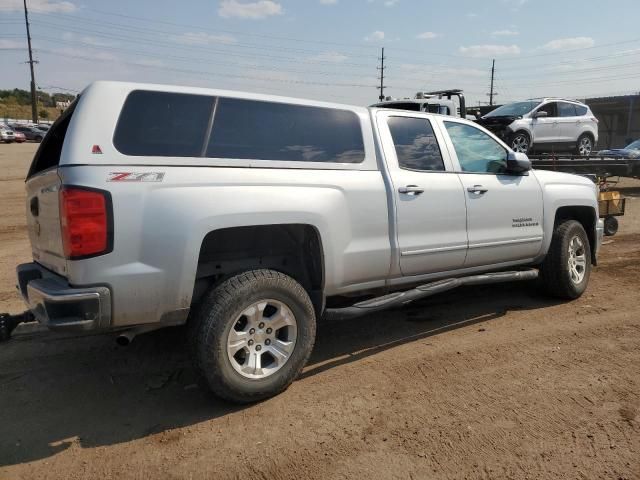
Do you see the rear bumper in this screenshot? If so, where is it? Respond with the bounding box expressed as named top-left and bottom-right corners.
top-left (16, 263), bottom-right (111, 331)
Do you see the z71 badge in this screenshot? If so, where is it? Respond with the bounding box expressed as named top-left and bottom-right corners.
top-left (107, 172), bottom-right (165, 182)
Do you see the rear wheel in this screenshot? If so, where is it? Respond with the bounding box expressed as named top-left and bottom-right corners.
top-left (576, 134), bottom-right (593, 156)
top-left (541, 220), bottom-right (591, 299)
top-left (189, 269), bottom-right (316, 404)
top-left (603, 216), bottom-right (618, 236)
top-left (510, 131), bottom-right (531, 154)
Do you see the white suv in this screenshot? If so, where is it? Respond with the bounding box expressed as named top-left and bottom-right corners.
top-left (477, 98), bottom-right (598, 155)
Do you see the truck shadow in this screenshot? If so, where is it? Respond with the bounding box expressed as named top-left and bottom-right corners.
top-left (0, 281), bottom-right (561, 467)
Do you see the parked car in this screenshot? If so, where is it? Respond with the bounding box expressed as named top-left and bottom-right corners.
top-left (476, 98), bottom-right (598, 155)
top-left (35, 124), bottom-right (50, 132)
top-left (9, 81), bottom-right (603, 403)
top-left (13, 131), bottom-right (26, 143)
top-left (11, 125), bottom-right (45, 142)
top-left (0, 126), bottom-right (15, 143)
top-left (597, 139), bottom-right (640, 158)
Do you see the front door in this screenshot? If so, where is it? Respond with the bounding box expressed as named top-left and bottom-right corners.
top-left (531, 101), bottom-right (559, 145)
top-left (441, 120), bottom-right (544, 267)
top-left (376, 111), bottom-right (468, 276)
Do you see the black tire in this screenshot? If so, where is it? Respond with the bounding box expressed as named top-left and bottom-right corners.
top-left (541, 220), bottom-right (591, 299)
top-left (189, 269), bottom-right (316, 404)
top-left (510, 131), bottom-right (531, 154)
top-left (576, 133), bottom-right (594, 156)
top-left (35, 136), bottom-right (43, 143)
top-left (603, 216), bottom-right (618, 236)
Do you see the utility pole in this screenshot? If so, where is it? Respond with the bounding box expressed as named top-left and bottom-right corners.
top-left (23, 0), bottom-right (38, 123)
top-left (377, 47), bottom-right (386, 101)
top-left (488, 58), bottom-right (497, 107)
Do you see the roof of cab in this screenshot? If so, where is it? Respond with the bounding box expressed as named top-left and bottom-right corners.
top-left (82, 80), bottom-right (370, 114)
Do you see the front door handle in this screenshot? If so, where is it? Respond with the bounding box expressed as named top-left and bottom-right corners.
top-left (398, 185), bottom-right (424, 195)
top-left (467, 185), bottom-right (488, 194)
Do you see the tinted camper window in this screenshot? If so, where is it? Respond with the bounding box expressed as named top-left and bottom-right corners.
top-left (207, 98), bottom-right (365, 163)
top-left (114, 90), bottom-right (214, 157)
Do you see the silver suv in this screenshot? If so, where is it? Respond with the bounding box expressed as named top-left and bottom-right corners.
top-left (477, 98), bottom-right (598, 155)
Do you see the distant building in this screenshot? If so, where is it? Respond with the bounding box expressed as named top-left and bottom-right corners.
top-left (56, 100), bottom-right (71, 110)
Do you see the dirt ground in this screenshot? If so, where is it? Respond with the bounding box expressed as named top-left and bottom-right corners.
top-left (0, 143), bottom-right (639, 480)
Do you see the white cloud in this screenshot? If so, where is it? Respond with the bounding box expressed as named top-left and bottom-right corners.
top-left (492, 29), bottom-right (519, 37)
top-left (173, 32), bottom-right (237, 45)
top-left (61, 32), bottom-right (117, 47)
top-left (0, 0), bottom-right (76, 13)
top-left (364, 30), bottom-right (385, 42)
top-left (466, 12), bottom-right (478, 18)
top-left (459, 44), bottom-right (520, 57)
top-left (307, 51), bottom-right (348, 63)
top-left (503, 0), bottom-right (528, 7)
top-left (416, 32), bottom-right (439, 40)
top-left (384, 0), bottom-right (399, 6)
top-left (319, 0), bottom-right (337, 4)
top-left (401, 63), bottom-right (486, 78)
top-left (53, 46), bottom-right (117, 61)
top-left (0, 39), bottom-right (23, 49)
top-left (218, 0), bottom-right (283, 19)
top-left (541, 37), bottom-right (594, 51)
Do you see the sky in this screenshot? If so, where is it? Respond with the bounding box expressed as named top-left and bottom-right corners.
top-left (1, 0), bottom-right (640, 107)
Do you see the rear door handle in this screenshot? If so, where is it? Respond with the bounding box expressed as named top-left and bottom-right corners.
top-left (398, 185), bottom-right (424, 195)
top-left (467, 185), bottom-right (488, 194)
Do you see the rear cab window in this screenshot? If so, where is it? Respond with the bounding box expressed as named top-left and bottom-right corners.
top-left (113, 90), bottom-right (365, 164)
top-left (27, 99), bottom-right (77, 178)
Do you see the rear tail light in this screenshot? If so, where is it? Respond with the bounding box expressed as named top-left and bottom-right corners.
top-left (59, 187), bottom-right (113, 259)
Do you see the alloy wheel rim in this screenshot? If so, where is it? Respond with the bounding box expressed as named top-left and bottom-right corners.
top-left (567, 235), bottom-right (587, 284)
top-left (512, 135), bottom-right (529, 153)
top-left (578, 137), bottom-right (592, 155)
top-left (226, 299), bottom-right (297, 380)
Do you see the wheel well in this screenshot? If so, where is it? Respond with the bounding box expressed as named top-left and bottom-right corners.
top-left (193, 224), bottom-right (324, 312)
top-left (555, 206), bottom-right (597, 264)
top-left (578, 131), bottom-right (595, 142)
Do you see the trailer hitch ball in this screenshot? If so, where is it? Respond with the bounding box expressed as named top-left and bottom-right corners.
top-left (0, 311), bottom-right (35, 342)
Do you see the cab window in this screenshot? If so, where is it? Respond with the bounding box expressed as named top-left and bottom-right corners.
top-left (387, 116), bottom-right (445, 171)
top-left (444, 122), bottom-right (507, 174)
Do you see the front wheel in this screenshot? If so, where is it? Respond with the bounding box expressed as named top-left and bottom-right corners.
top-left (541, 220), bottom-right (591, 299)
top-left (510, 131), bottom-right (531, 154)
top-left (189, 270), bottom-right (316, 404)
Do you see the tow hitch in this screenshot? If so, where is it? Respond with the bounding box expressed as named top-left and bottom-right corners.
top-left (0, 311), bottom-right (35, 342)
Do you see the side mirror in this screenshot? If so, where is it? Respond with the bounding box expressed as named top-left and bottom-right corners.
top-left (506, 151), bottom-right (531, 174)
top-left (533, 110), bottom-right (548, 119)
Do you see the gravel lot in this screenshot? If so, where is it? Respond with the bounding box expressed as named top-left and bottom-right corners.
top-left (0, 143), bottom-right (639, 480)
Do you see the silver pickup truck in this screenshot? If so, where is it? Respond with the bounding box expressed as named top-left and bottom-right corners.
top-left (7, 81), bottom-right (603, 403)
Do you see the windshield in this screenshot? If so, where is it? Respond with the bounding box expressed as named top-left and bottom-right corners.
top-left (625, 139), bottom-right (640, 150)
top-left (485, 101), bottom-right (539, 118)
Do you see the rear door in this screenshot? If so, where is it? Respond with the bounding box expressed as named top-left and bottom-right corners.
top-left (376, 110), bottom-right (468, 276)
top-left (557, 102), bottom-right (579, 143)
top-left (441, 120), bottom-right (544, 267)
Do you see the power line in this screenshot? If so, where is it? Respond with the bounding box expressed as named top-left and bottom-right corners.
top-left (30, 19), bottom-right (377, 69)
top-left (30, 35), bottom-right (377, 79)
top-left (36, 49), bottom-right (379, 89)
